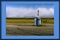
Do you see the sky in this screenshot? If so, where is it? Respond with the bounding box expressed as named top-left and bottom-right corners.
top-left (6, 2), bottom-right (54, 18)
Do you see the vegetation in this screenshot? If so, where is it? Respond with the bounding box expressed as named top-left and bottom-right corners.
top-left (6, 18), bottom-right (54, 25)
top-left (6, 18), bottom-right (54, 35)
top-left (41, 18), bottom-right (54, 24)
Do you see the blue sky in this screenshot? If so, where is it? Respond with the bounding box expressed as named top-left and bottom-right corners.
top-left (6, 2), bottom-right (54, 18)
top-left (6, 2), bottom-right (54, 8)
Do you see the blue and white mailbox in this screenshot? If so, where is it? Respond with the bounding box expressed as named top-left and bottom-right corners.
top-left (34, 10), bottom-right (40, 26)
top-left (35, 17), bottom-right (39, 26)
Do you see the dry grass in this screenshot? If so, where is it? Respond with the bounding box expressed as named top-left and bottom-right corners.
top-left (6, 18), bottom-right (54, 24)
top-left (6, 18), bottom-right (54, 36)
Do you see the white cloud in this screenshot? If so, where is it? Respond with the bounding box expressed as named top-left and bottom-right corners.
top-left (36, 7), bottom-right (54, 18)
top-left (6, 7), bottom-right (54, 18)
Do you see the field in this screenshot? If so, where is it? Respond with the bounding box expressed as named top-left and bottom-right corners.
top-left (6, 18), bottom-right (54, 36)
top-left (6, 18), bottom-right (54, 25)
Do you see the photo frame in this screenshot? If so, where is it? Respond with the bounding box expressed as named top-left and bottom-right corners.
top-left (1, 1), bottom-right (59, 39)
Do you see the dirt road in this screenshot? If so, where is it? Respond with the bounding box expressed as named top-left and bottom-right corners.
top-left (6, 24), bottom-right (54, 36)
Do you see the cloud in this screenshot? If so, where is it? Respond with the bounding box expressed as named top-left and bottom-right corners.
top-left (37, 7), bottom-right (54, 18)
top-left (6, 7), bottom-right (54, 18)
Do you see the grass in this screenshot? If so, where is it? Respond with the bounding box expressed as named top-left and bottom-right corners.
top-left (6, 18), bottom-right (54, 24)
top-left (6, 18), bottom-right (34, 23)
top-left (6, 18), bottom-right (54, 36)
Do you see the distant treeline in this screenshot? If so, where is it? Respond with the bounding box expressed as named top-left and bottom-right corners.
top-left (6, 18), bottom-right (34, 20)
top-left (6, 18), bottom-right (54, 19)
